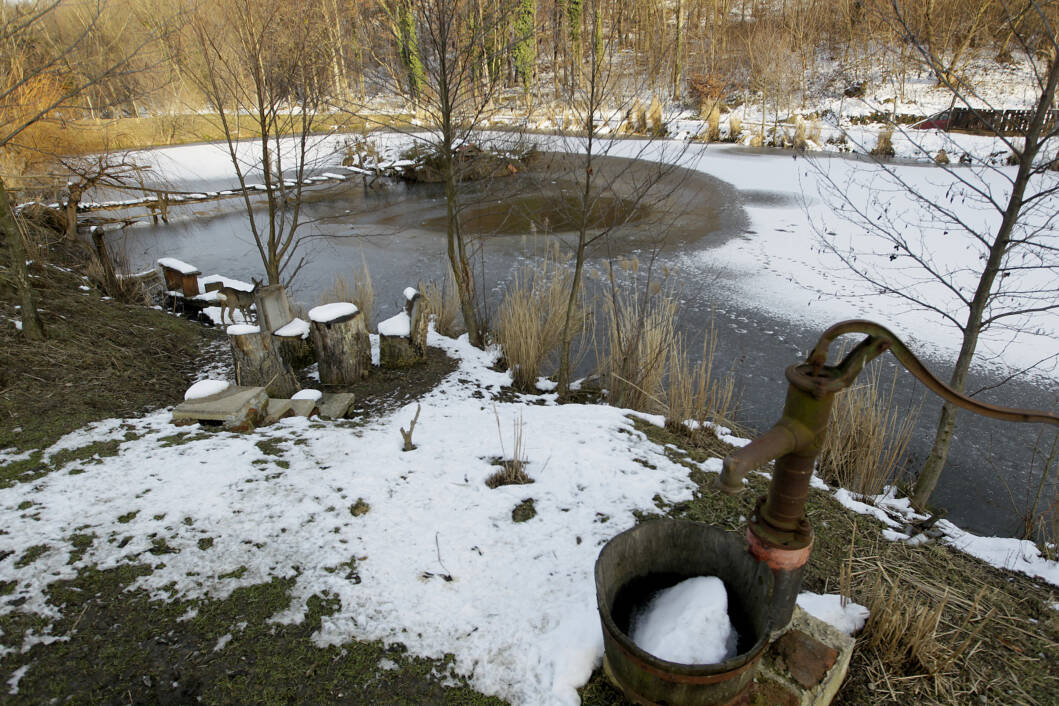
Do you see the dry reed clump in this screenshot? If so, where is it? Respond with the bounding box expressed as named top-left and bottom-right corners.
top-left (816, 363), bottom-right (919, 497)
top-left (599, 263), bottom-right (676, 413)
top-left (322, 254), bottom-right (374, 328)
top-left (855, 560), bottom-right (997, 701)
top-left (420, 269), bottom-right (461, 338)
top-left (808, 119), bottom-right (822, 144)
top-left (664, 325), bottom-right (738, 444)
top-left (86, 247), bottom-right (152, 305)
top-left (872, 127), bottom-right (896, 157)
top-left (792, 117), bottom-right (808, 150)
top-left (728, 115), bottom-right (742, 142)
top-left (494, 247), bottom-right (581, 391)
top-left (707, 107), bottom-right (721, 142)
top-left (486, 409), bottom-right (532, 488)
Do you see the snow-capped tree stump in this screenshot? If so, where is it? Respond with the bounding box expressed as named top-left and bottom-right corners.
top-left (379, 287), bottom-right (428, 368)
top-left (228, 324), bottom-right (299, 397)
top-left (308, 303), bottom-right (370, 384)
top-left (273, 317), bottom-right (315, 370)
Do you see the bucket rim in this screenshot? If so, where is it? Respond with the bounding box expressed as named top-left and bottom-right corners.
top-left (594, 518), bottom-right (774, 677)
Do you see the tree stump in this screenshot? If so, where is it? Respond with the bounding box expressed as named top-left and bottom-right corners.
top-left (308, 303), bottom-right (370, 384)
top-left (228, 325), bottom-right (299, 397)
top-left (379, 288), bottom-right (428, 368)
top-left (273, 317), bottom-right (315, 370)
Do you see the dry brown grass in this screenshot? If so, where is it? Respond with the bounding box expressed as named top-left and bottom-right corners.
top-left (420, 269), bottom-right (462, 338)
top-left (664, 323), bottom-right (737, 443)
top-left (728, 115), bottom-right (742, 142)
top-left (322, 254), bottom-right (374, 329)
top-left (816, 363), bottom-right (919, 496)
top-left (872, 127), bottom-right (896, 157)
top-left (486, 409), bottom-right (532, 488)
top-left (707, 107), bottom-right (721, 142)
top-left (599, 262), bottom-right (676, 413)
top-left (848, 549), bottom-right (1007, 705)
top-left (494, 246), bottom-right (581, 391)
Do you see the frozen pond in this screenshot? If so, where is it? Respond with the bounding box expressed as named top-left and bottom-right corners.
top-left (99, 139), bottom-right (1057, 538)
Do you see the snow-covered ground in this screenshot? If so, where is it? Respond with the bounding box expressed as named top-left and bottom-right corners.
top-left (1, 328), bottom-right (1055, 704)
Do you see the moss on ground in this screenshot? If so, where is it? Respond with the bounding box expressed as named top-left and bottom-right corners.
top-left (0, 564), bottom-right (504, 705)
top-left (0, 243), bottom-right (223, 461)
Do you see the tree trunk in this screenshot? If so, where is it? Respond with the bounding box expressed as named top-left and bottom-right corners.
top-left (912, 52), bottom-right (1059, 509)
top-left (229, 329), bottom-right (299, 397)
top-left (0, 177), bottom-right (44, 340)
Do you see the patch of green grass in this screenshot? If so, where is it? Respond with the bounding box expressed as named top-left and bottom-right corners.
top-left (117, 511), bottom-right (139, 524)
top-left (67, 534), bottom-right (94, 564)
top-left (255, 438), bottom-right (286, 457)
top-left (14, 545), bottom-right (49, 569)
top-left (197, 537), bottom-right (214, 551)
top-left (0, 562), bottom-right (505, 704)
top-left (158, 432), bottom-right (211, 448)
top-left (218, 566), bottom-right (248, 580)
top-left (511, 498), bottom-right (536, 523)
top-left (148, 538), bottom-right (177, 556)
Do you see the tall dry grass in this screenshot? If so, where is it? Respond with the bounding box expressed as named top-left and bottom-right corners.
top-left (494, 246), bottom-right (582, 391)
top-left (599, 263), bottom-right (676, 412)
top-left (420, 269), bottom-right (461, 338)
top-left (664, 324), bottom-right (737, 440)
top-left (816, 363), bottom-right (919, 496)
top-left (322, 254), bottom-right (374, 328)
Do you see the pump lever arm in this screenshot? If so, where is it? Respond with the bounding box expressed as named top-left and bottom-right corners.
top-left (809, 319), bottom-right (1059, 427)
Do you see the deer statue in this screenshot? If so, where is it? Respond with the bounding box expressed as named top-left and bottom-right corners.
top-left (218, 277), bottom-right (262, 325)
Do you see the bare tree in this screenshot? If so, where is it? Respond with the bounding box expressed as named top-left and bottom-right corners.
top-left (0, 0), bottom-right (170, 341)
top-left (368, 0), bottom-right (532, 348)
top-left (811, 0), bottom-right (1059, 508)
top-left (553, 2), bottom-right (697, 395)
top-left (171, 0), bottom-right (335, 286)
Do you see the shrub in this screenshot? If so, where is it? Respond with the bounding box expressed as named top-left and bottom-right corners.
top-left (322, 253), bottom-right (374, 329)
top-left (728, 115), bottom-right (742, 142)
top-left (707, 107), bottom-right (721, 142)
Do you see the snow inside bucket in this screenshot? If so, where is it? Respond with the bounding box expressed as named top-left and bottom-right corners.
top-left (629, 576), bottom-right (739, 665)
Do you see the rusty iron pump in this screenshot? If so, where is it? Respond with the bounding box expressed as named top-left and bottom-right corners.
top-left (719, 320), bottom-right (1059, 629)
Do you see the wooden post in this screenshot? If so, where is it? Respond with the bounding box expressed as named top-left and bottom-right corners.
top-left (406, 288), bottom-right (428, 353)
top-left (380, 287), bottom-right (428, 368)
top-left (255, 284), bottom-right (293, 332)
top-left (308, 303), bottom-right (371, 384)
top-left (65, 183), bottom-right (82, 241)
top-left (228, 325), bottom-right (299, 397)
top-left (90, 227), bottom-right (121, 297)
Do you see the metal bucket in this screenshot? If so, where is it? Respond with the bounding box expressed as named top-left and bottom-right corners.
top-left (594, 520), bottom-right (774, 706)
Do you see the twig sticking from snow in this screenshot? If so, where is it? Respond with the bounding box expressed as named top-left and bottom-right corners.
top-left (400, 404), bottom-right (421, 452)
